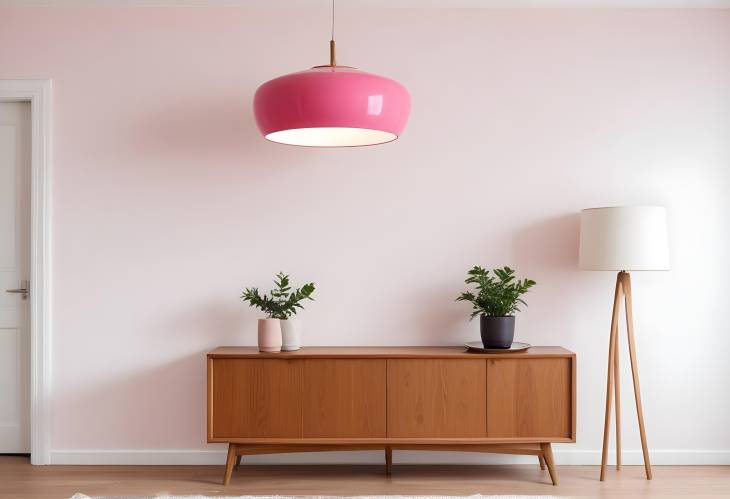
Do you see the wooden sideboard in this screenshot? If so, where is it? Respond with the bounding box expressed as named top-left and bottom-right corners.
top-left (207, 346), bottom-right (576, 485)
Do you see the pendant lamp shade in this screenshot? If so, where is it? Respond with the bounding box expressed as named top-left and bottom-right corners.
top-left (254, 66), bottom-right (410, 147)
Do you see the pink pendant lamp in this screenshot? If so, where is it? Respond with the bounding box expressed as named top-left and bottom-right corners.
top-left (253, 2), bottom-right (410, 147)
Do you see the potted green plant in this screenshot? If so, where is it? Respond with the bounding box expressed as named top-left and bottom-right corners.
top-left (456, 266), bottom-right (536, 348)
top-left (241, 272), bottom-right (315, 352)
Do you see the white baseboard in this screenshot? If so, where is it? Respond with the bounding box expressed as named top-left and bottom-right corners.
top-left (49, 449), bottom-right (730, 466)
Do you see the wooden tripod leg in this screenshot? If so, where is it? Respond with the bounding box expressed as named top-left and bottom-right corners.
top-left (600, 273), bottom-right (621, 482)
top-left (223, 443), bottom-right (237, 485)
top-left (385, 447), bottom-right (393, 475)
top-left (235, 455), bottom-right (242, 468)
top-left (614, 322), bottom-right (621, 471)
top-left (538, 453), bottom-right (546, 470)
top-left (540, 443), bottom-right (558, 486)
top-left (623, 273), bottom-right (653, 480)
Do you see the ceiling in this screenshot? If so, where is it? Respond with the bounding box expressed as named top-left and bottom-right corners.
top-left (2, 0), bottom-right (730, 7)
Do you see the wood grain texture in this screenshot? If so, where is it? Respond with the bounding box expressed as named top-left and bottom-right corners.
top-left (600, 272), bottom-right (653, 482)
top-left (211, 436), bottom-right (573, 444)
top-left (229, 443), bottom-right (557, 456)
top-left (623, 272), bottom-right (653, 480)
top-left (487, 358), bottom-right (573, 439)
top-left (540, 442), bottom-right (558, 486)
top-left (601, 273), bottom-right (622, 481)
top-left (235, 445), bottom-right (388, 455)
top-left (209, 346), bottom-right (573, 359)
top-left (207, 358), bottom-right (214, 440)
top-left (571, 355), bottom-right (577, 445)
top-left (223, 444), bottom-right (237, 486)
top-left (302, 359), bottom-right (386, 438)
top-left (614, 317), bottom-right (622, 470)
top-left (210, 359), bottom-right (302, 439)
top-left (207, 345), bottom-right (575, 487)
top-left (390, 443), bottom-right (543, 455)
top-left (387, 359), bottom-right (486, 438)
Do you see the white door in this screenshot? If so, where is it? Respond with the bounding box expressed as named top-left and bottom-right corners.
top-left (0, 102), bottom-right (31, 453)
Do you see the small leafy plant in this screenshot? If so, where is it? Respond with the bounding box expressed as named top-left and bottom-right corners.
top-left (241, 272), bottom-right (315, 320)
top-left (456, 266), bottom-right (536, 318)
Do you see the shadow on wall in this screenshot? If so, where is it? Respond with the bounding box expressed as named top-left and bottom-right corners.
top-left (127, 92), bottom-right (268, 162)
top-left (411, 285), bottom-right (468, 345)
top-left (405, 214), bottom-right (582, 345)
top-left (511, 213), bottom-right (583, 347)
top-left (161, 299), bottom-right (249, 345)
top-left (512, 213), bottom-right (580, 270)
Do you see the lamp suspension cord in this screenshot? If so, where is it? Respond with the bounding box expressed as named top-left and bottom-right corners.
top-left (329, 0), bottom-right (337, 66)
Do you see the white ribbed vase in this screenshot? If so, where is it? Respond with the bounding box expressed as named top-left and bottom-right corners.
top-left (280, 319), bottom-right (302, 351)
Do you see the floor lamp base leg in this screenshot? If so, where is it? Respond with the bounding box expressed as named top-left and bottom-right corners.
top-left (599, 271), bottom-right (652, 481)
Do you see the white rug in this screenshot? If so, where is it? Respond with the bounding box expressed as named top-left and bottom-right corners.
top-left (70, 495), bottom-right (559, 499)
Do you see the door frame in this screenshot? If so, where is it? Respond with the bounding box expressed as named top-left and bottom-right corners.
top-left (0, 79), bottom-right (52, 465)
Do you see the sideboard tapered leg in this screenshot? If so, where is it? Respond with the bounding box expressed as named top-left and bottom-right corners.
top-left (385, 447), bottom-right (393, 475)
top-left (538, 454), bottom-right (546, 470)
top-left (540, 443), bottom-right (558, 486)
top-left (223, 443), bottom-right (237, 485)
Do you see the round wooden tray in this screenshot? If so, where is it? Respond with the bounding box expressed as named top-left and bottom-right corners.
top-left (464, 341), bottom-right (531, 353)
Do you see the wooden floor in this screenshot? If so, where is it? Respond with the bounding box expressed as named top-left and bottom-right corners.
top-left (1, 456), bottom-right (728, 499)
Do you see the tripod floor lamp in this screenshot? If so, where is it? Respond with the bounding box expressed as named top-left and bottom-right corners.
top-left (579, 206), bottom-right (669, 481)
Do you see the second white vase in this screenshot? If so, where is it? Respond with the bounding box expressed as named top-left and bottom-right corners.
top-left (280, 319), bottom-right (302, 351)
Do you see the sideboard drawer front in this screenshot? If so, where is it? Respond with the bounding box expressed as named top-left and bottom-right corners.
top-left (487, 358), bottom-right (573, 439)
top-left (387, 359), bottom-right (487, 438)
top-left (302, 359), bottom-right (386, 438)
top-left (211, 359), bottom-right (302, 439)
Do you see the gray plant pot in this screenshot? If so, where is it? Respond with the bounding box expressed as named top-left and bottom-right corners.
top-left (480, 315), bottom-right (515, 349)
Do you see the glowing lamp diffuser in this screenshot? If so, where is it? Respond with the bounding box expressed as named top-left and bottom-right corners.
top-left (253, 4), bottom-right (410, 147)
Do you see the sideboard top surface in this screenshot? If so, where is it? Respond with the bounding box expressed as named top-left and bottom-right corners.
top-left (208, 346), bottom-right (574, 359)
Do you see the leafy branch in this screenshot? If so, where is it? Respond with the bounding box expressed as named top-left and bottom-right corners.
top-left (241, 272), bottom-right (315, 319)
top-left (456, 266), bottom-right (536, 318)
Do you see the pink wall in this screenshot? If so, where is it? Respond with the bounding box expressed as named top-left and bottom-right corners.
top-left (1, 7), bottom-right (729, 463)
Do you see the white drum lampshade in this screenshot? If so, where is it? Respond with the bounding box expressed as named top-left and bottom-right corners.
top-left (579, 206), bottom-right (670, 271)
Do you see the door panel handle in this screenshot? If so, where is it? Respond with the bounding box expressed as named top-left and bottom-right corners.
top-left (5, 280), bottom-right (29, 300)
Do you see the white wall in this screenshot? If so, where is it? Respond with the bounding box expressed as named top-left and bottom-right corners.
top-left (0, 6), bottom-right (728, 465)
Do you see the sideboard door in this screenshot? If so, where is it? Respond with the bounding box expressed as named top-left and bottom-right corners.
top-left (486, 358), bottom-right (573, 439)
top-left (387, 359), bottom-right (487, 438)
top-left (302, 359), bottom-right (386, 438)
top-left (210, 359), bottom-right (302, 439)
